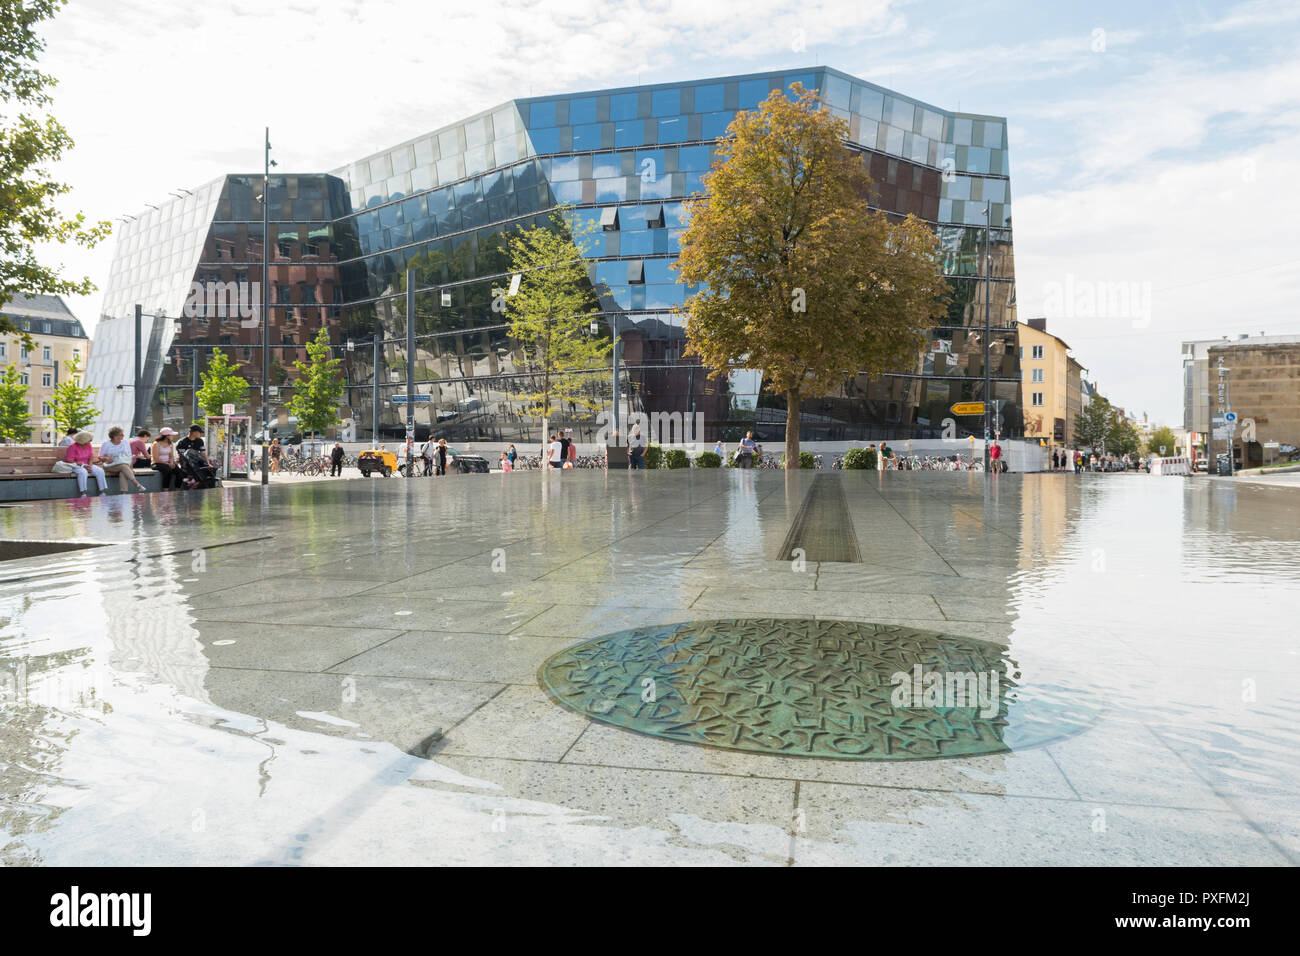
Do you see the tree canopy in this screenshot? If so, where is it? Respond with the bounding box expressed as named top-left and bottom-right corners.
top-left (675, 83), bottom-right (948, 466)
top-left (0, 362), bottom-right (30, 441)
top-left (48, 353), bottom-right (98, 432)
top-left (196, 348), bottom-right (250, 416)
top-left (286, 328), bottom-right (344, 437)
top-left (502, 209), bottom-right (608, 440)
top-left (1, 0), bottom-right (111, 342)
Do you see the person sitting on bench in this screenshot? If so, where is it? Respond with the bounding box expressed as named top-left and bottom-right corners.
top-left (52, 431), bottom-right (107, 497)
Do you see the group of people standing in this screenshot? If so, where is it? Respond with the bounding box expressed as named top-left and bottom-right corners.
top-left (546, 430), bottom-right (579, 469)
top-left (417, 437), bottom-right (451, 476)
top-left (1050, 448), bottom-right (1138, 473)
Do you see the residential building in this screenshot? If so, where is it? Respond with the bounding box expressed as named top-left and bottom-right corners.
top-left (0, 295), bottom-right (91, 441)
top-left (1017, 317), bottom-right (1079, 447)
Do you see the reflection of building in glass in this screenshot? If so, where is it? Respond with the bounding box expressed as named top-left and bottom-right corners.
top-left (88, 67), bottom-right (1019, 443)
top-left (0, 296), bottom-right (90, 441)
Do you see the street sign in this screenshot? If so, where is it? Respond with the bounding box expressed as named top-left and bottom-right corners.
top-left (222, 403), bottom-right (235, 415)
top-left (951, 402), bottom-right (985, 415)
top-left (1212, 427), bottom-right (1229, 440)
top-left (1224, 412), bottom-right (1237, 423)
top-left (1159, 445), bottom-right (1167, 455)
top-left (391, 395), bottom-right (432, 404)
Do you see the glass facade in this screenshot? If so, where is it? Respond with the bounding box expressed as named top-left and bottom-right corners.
top-left (89, 66), bottom-right (1019, 443)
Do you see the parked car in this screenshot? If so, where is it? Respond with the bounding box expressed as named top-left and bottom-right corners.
top-left (1194, 456), bottom-right (1207, 472)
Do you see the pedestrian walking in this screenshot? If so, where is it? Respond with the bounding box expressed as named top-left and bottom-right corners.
top-left (628, 426), bottom-right (646, 470)
top-left (507, 444), bottom-right (518, 467)
top-left (270, 438), bottom-right (283, 473)
top-left (420, 437), bottom-right (433, 476)
top-left (500, 451), bottom-right (513, 472)
top-left (330, 441), bottom-right (345, 476)
top-left (436, 438), bottom-right (449, 476)
top-left (737, 431), bottom-right (757, 468)
top-left (548, 433), bottom-right (564, 470)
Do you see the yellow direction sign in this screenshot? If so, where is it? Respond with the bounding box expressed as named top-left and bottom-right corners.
top-left (951, 402), bottom-right (985, 416)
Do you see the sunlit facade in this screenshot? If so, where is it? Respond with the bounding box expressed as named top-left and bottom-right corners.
top-left (88, 66), bottom-right (1019, 443)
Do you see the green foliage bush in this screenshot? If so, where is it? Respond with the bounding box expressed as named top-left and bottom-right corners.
top-left (696, 451), bottom-right (722, 468)
top-left (664, 448), bottom-right (690, 469)
top-left (778, 452), bottom-right (815, 468)
top-left (843, 447), bottom-right (877, 470)
top-left (643, 443), bottom-right (664, 469)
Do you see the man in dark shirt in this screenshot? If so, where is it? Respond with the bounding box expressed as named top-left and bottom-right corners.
top-left (177, 425), bottom-right (209, 464)
top-left (330, 442), bottom-right (345, 476)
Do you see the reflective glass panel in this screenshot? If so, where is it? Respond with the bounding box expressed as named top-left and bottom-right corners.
top-left (695, 84), bottom-right (724, 112)
top-left (651, 89), bottom-right (680, 116)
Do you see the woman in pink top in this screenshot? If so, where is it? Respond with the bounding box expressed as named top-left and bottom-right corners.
top-left (52, 431), bottom-right (108, 496)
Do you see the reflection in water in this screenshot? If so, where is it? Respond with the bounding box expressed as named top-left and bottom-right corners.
top-left (0, 474), bottom-right (1297, 864)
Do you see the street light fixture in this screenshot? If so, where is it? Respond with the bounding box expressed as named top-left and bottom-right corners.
top-left (260, 128), bottom-right (277, 485)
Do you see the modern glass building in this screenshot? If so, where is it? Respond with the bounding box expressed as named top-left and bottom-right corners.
top-left (87, 66), bottom-right (1020, 443)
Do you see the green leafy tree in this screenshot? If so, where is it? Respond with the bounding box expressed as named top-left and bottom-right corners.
top-left (286, 328), bottom-right (344, 438)
top-left (48, 354), bottom-right (98, 432)
top-left (1146, 425), bottom-right (1178, 457)
top-left (1108, 414), bottom-right (1142, 457)
top-left (676, 84), bottom-right (948, 468)
top-left (503, 209), bottom-right (609, 440)
top-left (195, 348), bottom-right (249, 415)
top-left (1073, 396), bottom-right (1112, 451)
top-left (0, 362), bottom-right (30, 441)
top-left (0, 0), bottom-right (111, 344)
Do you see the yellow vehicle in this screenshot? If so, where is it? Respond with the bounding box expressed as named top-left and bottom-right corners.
top-left (358, 449), bottom-right (398, 477)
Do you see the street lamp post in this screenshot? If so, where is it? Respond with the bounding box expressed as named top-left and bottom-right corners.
top-left (590, 313), bottom-right (621, 442)
top-left (405, 268), bottom-right (416, 475)
top-left (982, 199), bottom-right (992, 473)
top-left (260, 128), bottom-right (275, 485)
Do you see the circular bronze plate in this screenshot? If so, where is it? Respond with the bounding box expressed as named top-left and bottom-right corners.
top-left (539, 619), bottom-right (1097, 760)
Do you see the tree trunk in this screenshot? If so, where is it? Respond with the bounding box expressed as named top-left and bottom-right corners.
top-left (785, 390), bottom-right (801, 470)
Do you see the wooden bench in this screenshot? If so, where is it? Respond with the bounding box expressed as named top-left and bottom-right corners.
top-left (0, 445), bottom-right (162, 501)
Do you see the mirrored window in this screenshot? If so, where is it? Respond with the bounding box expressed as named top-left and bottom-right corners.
top-left (610, 93), bottom-right (638, 120)
top-left (614, 120), bottom-right (643, 148)
top-left (658, 117), bottom-right (686, 143)
top-left (529, 101), bottom-right (557, 128)
top-left (572, 123), bottom-right (602, 150)
top-left (651, 89), bottom-right (680, 116)
top-left (738, 79), bottom-right (769, 109)
top-left (702, 112), bottom-right (735, 139)
top-left (695, 84), bottom-right (724, 112)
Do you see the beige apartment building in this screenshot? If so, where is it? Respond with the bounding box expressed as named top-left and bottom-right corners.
top-left (0, 295), bottom-right (91, 442)
top-left (1018, 318), bottom-right (1083, 447)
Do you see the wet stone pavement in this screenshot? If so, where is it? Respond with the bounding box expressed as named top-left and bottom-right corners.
top-left (0, 470), bottom-right (1297, 865)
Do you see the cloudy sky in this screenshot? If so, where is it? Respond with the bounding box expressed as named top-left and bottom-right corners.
top-left (31, 0), bottom-right (1300, 424)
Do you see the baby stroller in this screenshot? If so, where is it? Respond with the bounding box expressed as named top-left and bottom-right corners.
top-left (177, 448), bottom-right (221, 490)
